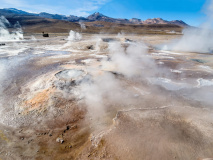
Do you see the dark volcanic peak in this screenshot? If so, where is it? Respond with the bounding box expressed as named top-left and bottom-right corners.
top-left (0, 8), bottom-right (189, 26)
top-left (87, 12), bottom-right (109, 21)
top-left (170, 20), bottom-right (189, 27)
top-left (87, 12), bottom-right (131, 23)
top-left (88, 12), bottom-right (105, 17)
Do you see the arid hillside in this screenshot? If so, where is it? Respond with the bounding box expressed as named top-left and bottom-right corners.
top-left (4, 14), bottom-right (183, 34)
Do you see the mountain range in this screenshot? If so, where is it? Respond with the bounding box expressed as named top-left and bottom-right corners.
top-left (0, 8), bottom-right (188, 27)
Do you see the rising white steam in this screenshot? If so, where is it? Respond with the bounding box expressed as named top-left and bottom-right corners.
top-left (161, 27), bottom-right (213, 53)
top-left (77, 41), bottom-right (157, 119)
top-left (102, 41), bottom-right (155, 78)
top-left (0, 16), bottom-right (23, 41)
top-left (79, 21), bottom-right (86, 30)
top-left (67, 30), bottom-right (82, 41)
top-left (161, 0), bottom-right (213, 53)
top-left (0, 62), bottom-right (7, 94)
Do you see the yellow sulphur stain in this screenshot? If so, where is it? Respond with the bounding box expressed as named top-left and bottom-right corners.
top-left (0, 130), bottom-right (9, 143)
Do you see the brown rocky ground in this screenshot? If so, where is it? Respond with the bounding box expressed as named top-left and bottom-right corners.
top-left (0, 33), bottom-right (213, 160)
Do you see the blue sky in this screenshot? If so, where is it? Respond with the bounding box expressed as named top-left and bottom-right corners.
top-left (0, 0), bottom-right (209, 26)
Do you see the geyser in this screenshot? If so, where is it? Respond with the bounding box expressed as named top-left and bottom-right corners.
top-left (0, 16), bottom-right (23, 41)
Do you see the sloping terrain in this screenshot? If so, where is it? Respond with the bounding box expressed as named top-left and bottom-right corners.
top-left (2, 15), bottom-right (183, 34)
top-left (4, 15), bottom-right (81, 33)
top-left (0, 33), bottom-right (213, 160)
top-left (0, 8), bottom-right (189, 26)
top-left (84, 21), bottom-right (183, 34)
top-left (0, 8), bottom-right (187, 34)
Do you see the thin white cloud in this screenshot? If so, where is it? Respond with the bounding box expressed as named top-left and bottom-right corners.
top-left (69, 0), bottom-right (111, 16)
top-left (1, 0), bottom-right (64, 14)
top-left (1, 0), bottom-right (26, 8)
top-left (71, 10), bottom-right (91, 17)
top-left (0, 0), bottom-right (111, 17)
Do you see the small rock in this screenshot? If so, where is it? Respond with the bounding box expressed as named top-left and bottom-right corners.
top-left (66, 126), bottom-right (70, 130)
top-left (28, 139), bottom-right (33, 144)
top-left (64, 125), bottom-right (70, 133)
top-left (125, 38), bottom-right (133, 42)
top-left (19, 129), bottom-right (23, 133)
top-left (87, 45), bottom-right (94, 50)
top-left (56, 137), bottom-right (64, 144)
top-left (49, 130), bottom-right (53, 136)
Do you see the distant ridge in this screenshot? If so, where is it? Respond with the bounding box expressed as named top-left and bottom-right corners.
top-left (0, 8), bottom-right (189, 27)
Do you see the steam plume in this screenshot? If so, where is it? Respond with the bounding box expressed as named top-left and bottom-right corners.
top-left (160, 0), bottom-right (213, 53)
top-left (0, 16), bottom-right (23, 41)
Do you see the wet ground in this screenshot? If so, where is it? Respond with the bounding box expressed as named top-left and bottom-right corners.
top-left (0, 34), bottom-right (213, 160)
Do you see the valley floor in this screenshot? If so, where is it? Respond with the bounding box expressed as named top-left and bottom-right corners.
top-left (0, 34), bottom-right (213, 160)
